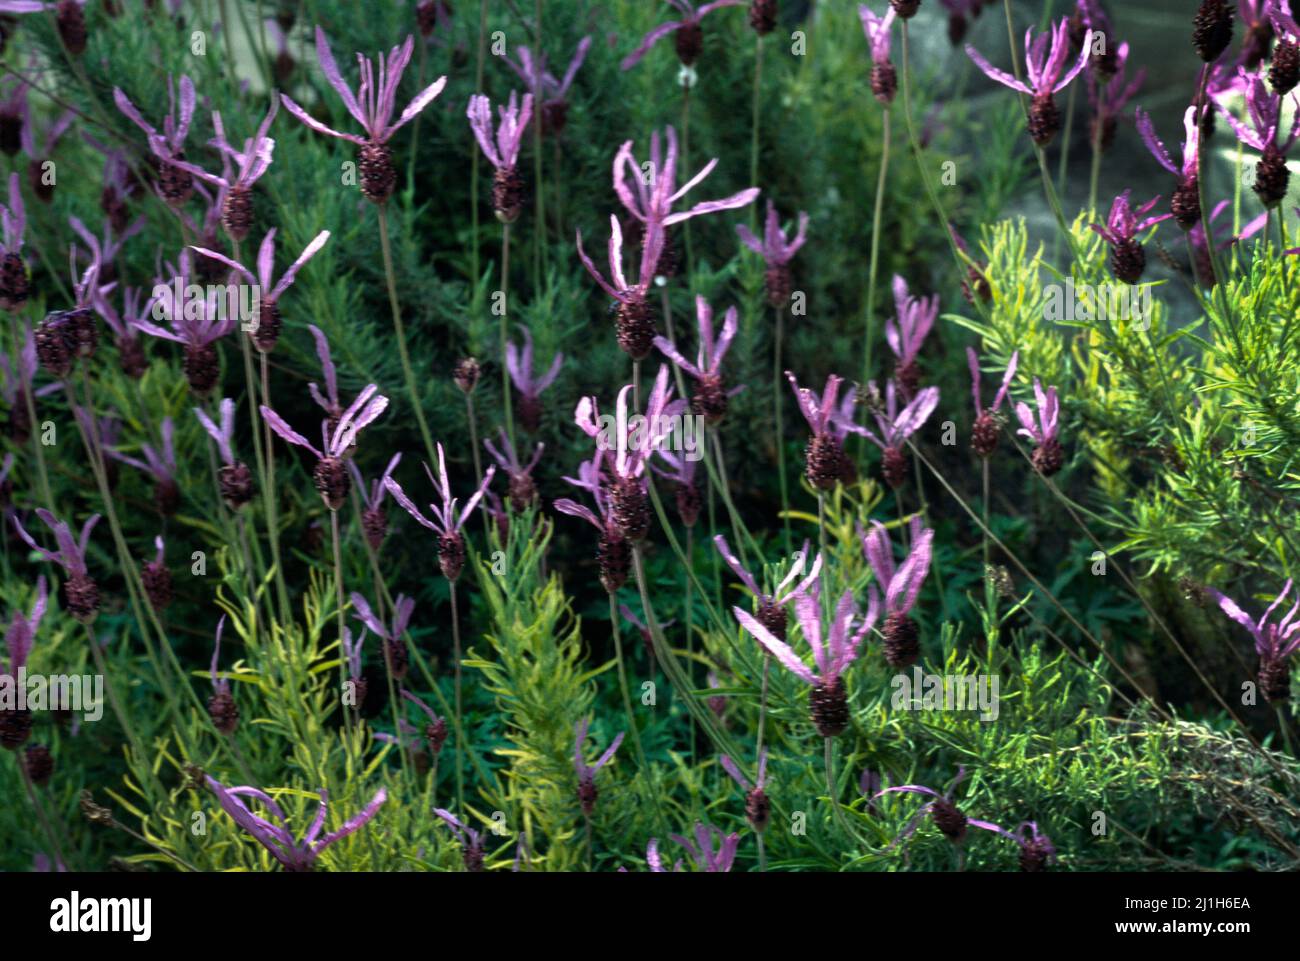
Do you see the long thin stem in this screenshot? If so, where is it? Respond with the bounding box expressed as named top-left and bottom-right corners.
top-left (774, 306), bottom-right (790, 553)
top-left (500, 223), bottom-right (516, 449)
top-left (863, 109), bottom-right (890, 389)
top-left (259, 350), bottom-right (290, 622)
top-left (378, 206), bottom-right (439, 467)
top-left (450, 578), bottom-right (465, 814)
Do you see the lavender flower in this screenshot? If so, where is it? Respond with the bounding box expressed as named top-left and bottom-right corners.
top-left (736, 200), bottom-right (808, 309)
top-left (135, 251), bottom-right (238, 396)
top-left (384, 442), bottom-right (496, 581)
top-left (484, 429), bottom-right (543, 513)
top-left (720, 748), bottom-right (770, 832)
top-left (1270, 4), bottom-right (1300, 94)
top-left (139, 534), bottom-right (172, 612)
top-left (402, 688), bottom-right (448, 761)
top-left (859, 4), bottom-right (898, 103)
top-left (195, 398), bottom-right (255, 510)
top-left (1086, 41), bottom-right (1145, 153)
top-left (844, 380), bottom-right (941, 489)
top-left (207, 776), bottom-right (387, 872)
top-left (348, 453), bottom-right (401, 552)
top-left (651, 448), bottom-right (700, 526)
top-left (668, 822), bottom-right (742, 872)
top-left (715, 534), bottom-right (823, 641)
top-left (92, 284), bottom-right (150, 378)
top-left (467, 91), bottom-right (533, 222)
top-left (1208, 579), bottom-right (1300, 702)
top-left (573, 365), bottom-right (681, 543)
top-left (24, 105), bottom-right (73, 204)
top-left (966, 19), bottom-right (1092, 145)
top-left (0, 575), bottom-right (43, 749)
top-left (206, 617), bottom-right (239, 735)
top-left (554, 450), bottom-right (629, 592)
top-left (172, 103), bottom-right (277, 241)
top-left (785, 371), bottom-right (859, 489)
top-left (939, 0), bottom-right (982, 46)
top-left (0, 322), bottom-right (59, 443)
top-left (887, 275), bottom-right (938, 399)
top-left (619, 601), bottom-right (674, 667)
top-left (1193, 0), bottom-right (1235, 63)
top-left (12, 509), bottom-right (100, 623)
top-left (506, 325), bottom-right (562, 432)
top-left (1239, 0), bottom-right (1276, 68)
top-left (574, 718), bottom-right (625, 816)
top-left (862, 518), bottom-right (934, 667)
top-left (871, 767), bottom-right (1000, 846)
top-left (981, 819), bottom-right (1058, 871)
top-left (1195, 198), bottom-right (1268, 286)
top-left (280, 28), bottom-right (448, 204)
top-left (1, 1), bottom-right (89, 55)
top-left (621, 0), bottom-right (744, 72)
top-left (967, 348), bottom-right (1018, 458)
top-left (192, 228), bottom-right (331, 352)
top-left (1014, 378), bottom-right (1063, 476)
top-left (576, 214), bottom-right (664, 359)
top-left (1215, 69), bottom-right (1300, 207)
top-left (1137, 105), bottom-right (1203, 229)
top-left (261, 384), bottom-right (389, 510)
top-left (504, 37), bottom-right (592, 135)
top-left (351, 591), bottom-right (413, 682)
top-left (34, 242), bottom-right (102, 378)
top-left (653, 295), bottom-right (741, 425)
top-left (113, 75), bottom-right (197, 206)
top-left (733, 575), bottom-right (880, 736)
top-left (0, 170), bottom-right (29, 309)
top-left (1089, 191), bottom-right (1171, 284)
top-left (434, 808), bottom-right (486, 871)
top-left (105, 416), bottom-right (179, 515)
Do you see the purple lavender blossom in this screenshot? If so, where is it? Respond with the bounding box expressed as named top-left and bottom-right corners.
top-left (135, 251), bottom-right (238, 396)
top-left (434, 808), bottom-right (486, 872)
top-left (1, 322), bottom-right (59, 443)
top-left (621, 0), bottom-right (745, 71)
top-left (207, 776), bottom-right (387, 872)
top-left (484, 429), bottom-right (543, 513)
top-left (171, 103), bottom-right (277, 241)
top-left (341, 627), bottom-right (368, 712)
top-left (1214, 68), bottom-right (1300, 207)
top-left (506, 325), bottom-right (562, 432)
top-left (842, 380), bottom-right (940, 489)
top-left (1089, 191), bottom-right (1171, 284)
top-left (887, 275), bottom-right (938, 400)
top-left (1136, 104), bottom-right (1203, 229)
top-left (967, 348), bottom-right (1019, 458)
top-left (4, 574), bottom-right (46, 677)
top-left (467, 91), bottom-right (533, 222)
top-left (113, 75), bottom-right (197, 206)
top-left (384, 442), bottom-right (496, 581)
top-left (653, 295), bottom-right (742, 425)
top-left (668, 822), bottom-right (742, 872)
top-left (576, 214), bottom-right (664, 359)
top-left (859, 4), bottom-right (898, 103)
top-left (12, 509), bottom-right (100, 623)
top-left (401, 688), bottom-right (448, 761)
top-left (1086, 41), bottom-right (1145, 153)
top-left (280, 28), bottom-right (448, 204)
top-left (348, 453), bottom-right (401, 552)
top-left (1014, 378), bottom-right (1064, 476)
top-left (351, 591), bottom-right (414, 682)
top-left (720, 747), bottom-right (770, 832)
top-left (981, 819), bottom-right (1058, 871)
top-left (1270, 4), bottom-right (1300, 94)
top-left (785, 371), bottom-right (860, 489)
top-left (1208, 579), bottom-right (1300, 702)
top-left (554, 450), bottom-right (629, 593)
top-left (504, 37), bottom-right (592, 134)
top-left (966, 18), bottom-right (1092, 146)
top-left (574, 718), bottom-right (625, 816)
top-left (105, 416), bottom-right (179, 516)
top-left (195, 398), bottom-right (255, 510)
top-left (736, 200), bottom-right (808, 309)
top-left (261, 384), bottom-right (389, 510)
top-left (191, 227), bottom-right (331, 352)
top-left (733, 574), bottom-right (880, 737)
top-left (205, 616), bottom-right (239, 734)
top-left (714, 534), bottom-right (823, 642)
top-left (872, 767), bottom-right (998, 847)
top-left (862, 518), bottom-right (934, 667)
top-left (650, 447), bottom-right (700, 526)
top-left (0, 170), bottom-right (29, 309)
top-left (91, 284), bottom-right (151, 378)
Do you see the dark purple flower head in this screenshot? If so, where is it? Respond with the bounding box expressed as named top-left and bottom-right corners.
top-left (715, 534), bottom-right (823, 609)
top-left (887, 275), bottom-right (938, 374)
top-left (554, 451), bottom-right (615, 534)
top-left (858, 4), bottom-right (897, 64)
top-left (574, 717), bottom-right (624, 813)
top-left (194, 397), bottom-right (238, 467)
top-left (668, 822), bottom-right (742, 872)
top-left (262, 384), bottom-right (388, 461)
top-left (4, 575), bottom-right (46, 677)
top-left (506, 325), bottom-right (563, 405)
top-left (614, 126), bottom-right (759, 232)
top-left (576, 214), bottom-right (664, 307)
top-left (736, 200), bottom-right (809, 267)
top-left (171, 102), bottom-right (278, 198)
top-left (434, 808), bottom-right (486, 870)
top-left (847, 380), bottom-right (941, 452)
top-left (467, 91), bottom-right (533, 171)
top-left (350, 590), bottom-right (415, 644)
top-left (1014, 378), bottom-right (1060, 447)
top-left (966, 19), bottom-right (1091, 97)
top-left (1087, 40), bottom-right (1145, 124)
top-left (207, 775), bottom-right (387, 872)
top-left (1137, 104), bottom-right (1201, 181)
top-left (105, 415), bottom-right (176, 486)
top-left (720, 746), bottom-right (767, 793)
top-left (113, 74), bottom-right (195, 163)
top-left (654, 296), bottom-right (742, 423)
top-left (13, 508), bottom-right (99, 579)
top-left (574, 364), bottom-right (683, 482)
top-left (786, 372), bottom-right (856, 442)
top-left (1209, 579), bottom-right (1300, 664)
top-left (281, 28), bottom-right (447, 145)
top-left (872, 767), bottom-right (999, 846)
top-left (1090, 191), bottom-right (1171, 246)
top-left (504, 37), bottom-right (591, 129)
top-left (192, 228), bottom-right (331, 303)
top-left (733, 574), bottom-right (880, 687)
top-left (862, 518), bottom-right (934, 618)
top-left (1216, 67), bottom-right (1300, 155)
top-left (981, 818), bottom-right (1058, 870)
top-left (485, 429), bottom-right (543, 483)
top-left (968, 347), bottom-right (1018, 417)
top-left (136, 251), bottom-right (239, 349)
top-left (384, 442), bottom-right (496, 536)
top-left (1, 170), bottom-right (24, 255)
top-left (620, 0), bottom-right (745, 70)
top-left (348, 452), bottom-right (402, 513)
